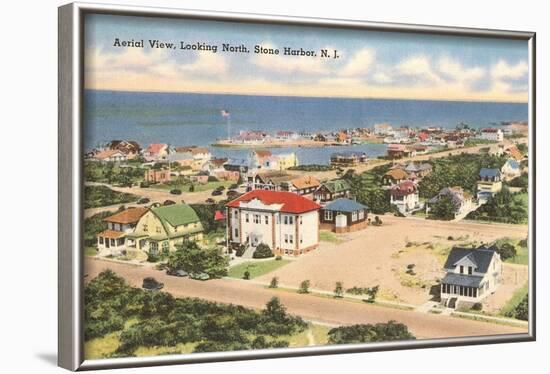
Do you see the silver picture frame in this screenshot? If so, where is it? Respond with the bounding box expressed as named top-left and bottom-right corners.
top-left (58, 2), bottom-right (536, 371)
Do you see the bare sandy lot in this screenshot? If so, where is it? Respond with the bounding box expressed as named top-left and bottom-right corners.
top-left (256, 216), bottom-right (528, 308)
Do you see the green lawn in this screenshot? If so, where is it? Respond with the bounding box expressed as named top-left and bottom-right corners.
top-left (152, 181), bottom-right (233, 193)
top-left (500, 282), bottom-right (528, 317)
top-left (84, 246), bottom-right (98, 257)
top-left (319, 230), bottom-right (344, 244)
top-left (227, 259), bottom-right (291, 279)
top-left (84, 185), bottom-right (139, 209)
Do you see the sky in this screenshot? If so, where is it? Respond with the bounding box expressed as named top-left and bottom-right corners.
top-left (84, 14), bottom-right (529, 103)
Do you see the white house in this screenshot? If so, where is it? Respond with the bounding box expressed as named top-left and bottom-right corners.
top-left (440, 246), bottom-right (502, 308)
top-left (374, 123), bottom-right (393, 136)
top-left (427, 186), bottom-right (475, 218)
top-left (389, 181), bottom-right (420, 214)
top-left (96, 207), bottom-right (149, 256)
top-left (226, 190), bottom-right (321, 256)
top-left (93, 149), bottom-right (128, 162)
top-left (479, 128), bottom-right (504, 142)
top-left (501, 159), bottom-right (522, 180)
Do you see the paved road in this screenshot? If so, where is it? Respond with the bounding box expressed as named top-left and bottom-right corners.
top-left (85, 258), bottom-right (528, 340)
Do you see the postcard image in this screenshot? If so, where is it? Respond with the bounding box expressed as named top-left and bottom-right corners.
top-left (81, 12), bottom-right (531, 361)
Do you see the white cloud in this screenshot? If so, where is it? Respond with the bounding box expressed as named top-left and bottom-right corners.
top-left (395, 55), bottom-right (442, 85)
top-left (437, 56), bottom-right (485, 82)
top-left (491, 60), bottom-right (528, 80)
top-left (338, 49), bottom-right (375, 77)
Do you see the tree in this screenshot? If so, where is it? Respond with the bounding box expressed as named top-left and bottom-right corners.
top-left (188, 184), bottom-right (195, 192)
top-left (334, 282), bottom-right (344, 298)
top-left (269, 277), bottom-right (279, 289)
top-left (494, 242), bottom-right (517, 261)
top-left (298, 280), bottom-right (310, 294)
top-left (429, 195), bottom-right (456, 221)
top-left (166, 241), bottom-right (229, 278)
top-left (243, 270), bottom-right (250, 280)
top-left (252, 243), bottom-right (274, 259)
top-left (365, 285), bottom-right (379, 303)
top-left (327, 321), bottom-right (415, 344)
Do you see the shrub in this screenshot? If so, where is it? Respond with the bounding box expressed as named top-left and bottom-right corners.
top-left (298, 280), bottom-right (311, 294)
top-left (275, 255), bottom-right (282, 261)
top-left (269, 277), bottom-right (279, 289)
top-left (188, 184), bottom-right (195, 192)
top-left (365, 285), bottom-right (379, 303)
top-left (235, 244), bottom-right (247, 257)
top-left (140, 181), bottom-right (150, 188)
top-left (471, 303), bottom-right (483, 311)
top-left (207, 175), bottom-right (219, 182)
top-left (170, 189), bottom-right (182, 195)
top-left (167, 241), bottom-right (229, 278)
top-left (495, 242), bottom-right (517, 261)
top-left (252, 243), bottom-right (274, 259)
top-left (243, 271), bottom-right (250, 280)
top-left (334, 282), bottom-right (344, 298)
top-left (328, 321), bottom-right (415, 344)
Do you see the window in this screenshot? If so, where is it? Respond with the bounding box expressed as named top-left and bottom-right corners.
top-left (110, 239), bottom-right (115, 246)
top-left (284, 234), bottom-right (288, 244)
top-left (264, 215), bottom-right (269, 225)
top-left (245, 213), bottom-right (249, 223)
top-left (284, 216), bottom-right (288, 225)
top-left (156, 226), bottom-right (162, 234)
top-left (460, 265), bottom-right (464, 274)
top-left (324, 211), bottom-right (333, 221)
top-left (99, 237), bottom-right (104, 245)
top-left (468, 266), bottom-right (473, 275)
top-left (150, 242), bottom-right (158, 253)
top-left (161, 241), bottom-right (169, 254)
top-left (143, 224), bottom-right (148, 232)
top-left (359, 210), bottom-right (365, 220)
top-left (300, 235), bottom-right (303, 244)
top-left (234, 210), bottom-right (239, 219)
top-left (289, 235), bottom-right (293, 244)
top-left (352, 211), bottom-right (358, 222)
top-left (234, 228), bottom-right (239, 238)
top-left (254, 214), bottom-right (260, 224)
top-left (299, 216), bottom-right (303, 225)
top-left (289, 216), bottom-right (294, 225)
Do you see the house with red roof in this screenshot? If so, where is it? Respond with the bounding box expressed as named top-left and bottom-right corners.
top-left (226, 190), bottom-right (321, 256)
top-left (143, 143), bottom-right (170, 162)
top-left (389, 180), bottom-right (421, 214)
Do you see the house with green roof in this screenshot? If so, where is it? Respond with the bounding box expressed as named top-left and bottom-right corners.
top-left (127, 203), bottom-right (204, 255)
top-left (313, 179), bottom-right (352, 203)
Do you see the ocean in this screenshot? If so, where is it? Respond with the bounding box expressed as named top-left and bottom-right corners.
top-left (83, 90), bottom-right (527, 165)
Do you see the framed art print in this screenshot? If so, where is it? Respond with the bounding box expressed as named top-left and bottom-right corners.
top-left (58, 2), bottom-right (536, 370)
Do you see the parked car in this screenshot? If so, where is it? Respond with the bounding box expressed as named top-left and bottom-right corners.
top-left (189, 272), bottom-right (210, 281)
top-left (166, 268), bottom-right (188, 277)
top-left (226, 189), bottom-right (239, 198)
top-left (170, 189), bottom-right (182, 195)
top-left (142, 277), bottom-right (164, 291)
top-left (211, 190), bottom-right (223, 196)
top-left (216, 185), bottom-right (226, 191)
top-left (163, 200), bottom-right (176, 206)
top-left (205, 198), bottom-right (215, 204)
top-left (137, 197), bottom-right (150, 204)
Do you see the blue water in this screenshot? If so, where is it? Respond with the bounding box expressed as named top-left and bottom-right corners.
top-left (83, 90), bottom-right (527, 165)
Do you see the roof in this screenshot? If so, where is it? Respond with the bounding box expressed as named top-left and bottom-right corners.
top-left (175, 146), bottom-right (210, 155)
top-left (506, 145), bottom-right (523, 161)
top-left (226, 190), bottom-right (321, 214)
top-left (146, 143), bottom-right (168, 154)
top-left (503, 159), bottom-right (520, 169)
top-left (95, 149), bottom-right (125, 160)
top-left (331, 151), bottom-right (367, 159)
top-left (104, 207), bottom-right (148, 224)
top-left (97, 229), bottom-right (126, 239)
top-left (319, 179), bottom-right (351, 193)
top-left (253, 150), bottom-right (272, 158)
top-left (290, 175), bottom-right (320, 190)
top-left (209, 158), bottom-right (228, 167)
top-left (479, 168), bottom-right (501, 178)
top-left (324, 198), bottom-right (368, 212)
top-left (225, 158), bottom-right (249, 167)
top-left (385, 168), bottom-right (409, 180)
top-left (390, 181), bottom-right (417, 196)
top-left (443, 246), bottom-right (497, 274)
top-left (387, 144), bottom-right (407, 151)
top-left (151, 204), bottom-right (201, 227)
top-left (428, 187), bottom-right (470, 207)
top-left (214, 210), bottom-right (225, 221)
top-left (256, 171), bottom-right (294, 184)
top-left (441, 273), bottom-right (484, 288)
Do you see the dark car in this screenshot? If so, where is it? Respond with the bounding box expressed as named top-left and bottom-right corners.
top-left (142, 277), bottom-right (164, 291)
top-left (137, 197), bottom-right (150, 204)
top-left (166, 268), bottom-right (188, 277)
top-left (205, 198), bottom-right (215, 204)
top-left (226, 189), bottom-right (239, 198)
top-left (211, 189), bottom-right (223, 196)
top-left (163, 199), bottom-right (176, 206)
